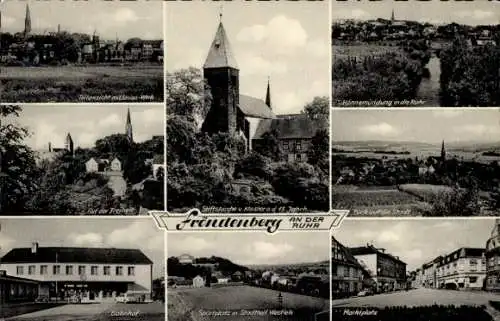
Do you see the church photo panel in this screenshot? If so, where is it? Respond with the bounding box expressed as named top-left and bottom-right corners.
top-left (0, 104), bottom-right (165, 215)
top-left (166, 1), bottom-right (331, 214)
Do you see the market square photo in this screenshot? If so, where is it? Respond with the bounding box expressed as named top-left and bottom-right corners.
top-left (0, 0), bottom-right (163, 102)
top-left (0, 217), bottom-right (165, 321)
top-left (332, 1), bottom-right (500, 107)
top-left (0, 104), bottom-right (165, 215)
top-left (330, 219), bottom-right (500, 321)
top-left (166, 1), bottom-right (330, 214)
top-left (167, 232), bottom-right (330, 321)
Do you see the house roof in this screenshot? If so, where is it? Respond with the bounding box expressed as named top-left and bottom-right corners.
top-left (204, 22), bottom-right (238, 69)
top-left (1, 247), bottom-right (153, 265)
top-left (253, 114), bottom-right (323, 140)
top-left (332, 237), bottom-right (364, 269)
top-left (0, 273), bottom-right (39, 284)
top-left (349, 245), bottom-right (406, 265)
top-left (239, 94), bottom-right (275, 119)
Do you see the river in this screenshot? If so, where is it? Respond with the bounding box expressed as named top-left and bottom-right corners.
top-left (416, 56), bottom-right (441, 106)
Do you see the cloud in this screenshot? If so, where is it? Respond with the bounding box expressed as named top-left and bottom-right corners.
top-left (98, 114), bottom-right (121, 128)
top-left (305, 38), bottom-right (329, 58)
top-left (333, 9), bottom-right (371, 20)
top-left (458, 124), bottom-right (500, 136)
top-left (432, 110), bottom-right (464, 118)
top-left (239, 54), bottom-right (288, 76)
top-left (454, 10), bottom-right (495, 20)
top-left (134, 108), bottom-right (164, 125)
top-left (252, 241), bottom-right (294, 260)
top-left (0, 234), bottom-right (16, 255)
top-left (68, 233), bottom-right (104, 246)
top-left (107, 220), bottom-right (163, 251)
top-left (360, 123), bottom-right (400, 137)
top-left (111, 8), bottom-right (140, 24)
top-left (169, 236), bottom-right (213, 256)
top-left (1, 15), bottom-right (16, 28)
top-left (237, 15), bottom-right (308, 55)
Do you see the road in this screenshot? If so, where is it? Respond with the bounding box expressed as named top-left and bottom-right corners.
top-left (168, 286), bottom-right (329, 321)
top-left (331, 288), bottom-right (500, 308)
top-left (7, 301), bottom-right (165, 321)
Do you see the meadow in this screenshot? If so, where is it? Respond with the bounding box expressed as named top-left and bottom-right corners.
top-left (168, 286), bottom-right (329, 321)
top-left (333, 44), bottom-right (400, 60)
top-left (0, 65), bottom-right (163, 102)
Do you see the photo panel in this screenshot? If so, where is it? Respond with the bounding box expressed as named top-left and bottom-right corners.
top-left (0, 0), bottom-right (163, 103)
top-left (332, 108), bottom-right (500, 217)
top-left (0, 217), bottom-right (165, 320)
top-left (331, 0), bottom-right (500, 107)
top-left (0, 104), bottom-right (165, 215)
top-left (166, 1), bottom-right (331, 214)
top-left (166, 231), bottom-right (330, 321)
top-left (331, 219), bottom-right (500, 321)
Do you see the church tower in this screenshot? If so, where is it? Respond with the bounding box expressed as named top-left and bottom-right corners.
top-left (265, 77), bottom-right (272, 110)
top-left (125, 108), bottom-right (133, 143)
top-left (201, 13), bottom-right (240, 135)
top-left (391, 9), bottom-right (395, 23)
top-left (441, 140), bottom-right (446, 162)
top-left (24, 4), bottom-right (31, 36)
top-left (65, 133), bottom-right (74, 156)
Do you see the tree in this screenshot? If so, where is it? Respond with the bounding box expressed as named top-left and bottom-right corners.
top-left (254, 129), bottom-right (283, 162)
top-left (167, 68), bottom-right (212, 127)
top-left (0, 105), bottom-right (38, 213)
top-left (307, 129), bottom-right (329, 171)
top-left (303, 96), bottom-right (329, 125)
top-left (95, 134), bottom-right (133, 158)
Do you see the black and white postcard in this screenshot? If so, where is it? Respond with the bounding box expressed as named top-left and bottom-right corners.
top-left (331, 219), bottom-right (500, 321)
top-left (166, 1), bottom-right (330, 214)
top-left (0, 104), bottom-right (164, 215)
top-left (167, 232), bottom-right (330, 321)
top-left (332, 1), bottom-right (500, 107)
top-left (0, 217), bottom-right (165, 320)
top-left (0, 1), bottom-right (163, 102)
top-left (332, 108), bottom-right (500, 217)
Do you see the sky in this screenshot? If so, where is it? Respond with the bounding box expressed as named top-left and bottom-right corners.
top-left (0, 218), bottom-right (165, 279)
top-left (5, 104), bottom-right (164, 151)
top-left (333, 108), bottom-right (500, 144)
top-left (332, 0), bottom-right (500, 26)
top-left (334, 219), bottom-right (497, 272)
top-left (168, 232), bottom-right (329, 266)
top-left (0, 0), bottom-right (163, 40)
top-left (166, 1), bottom-right (330, 115)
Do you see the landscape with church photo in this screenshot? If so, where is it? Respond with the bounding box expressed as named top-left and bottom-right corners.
top-left (0, 104), bottom-right (165, 215)
top-left (166, 2), bottom-right (330, 213)
top-left (0, 0), bottom-right (163, 102)
top-left (332, 109), bottom-right (500, 217)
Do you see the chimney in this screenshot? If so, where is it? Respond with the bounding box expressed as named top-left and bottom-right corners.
top-left (31, 242), bottom-right (38, 254)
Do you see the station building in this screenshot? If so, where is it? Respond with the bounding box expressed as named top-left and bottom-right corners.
top-left (0, 243), bottom-right (153, 302)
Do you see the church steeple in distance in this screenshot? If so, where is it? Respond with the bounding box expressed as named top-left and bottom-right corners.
top-left (24, 3), bottom-right (31, 35)
top-left (265, 76), bottom-right (272, 110)
top-left (441, 140), bottom-right (446, 161)
top-left (65, 133), bottom-right (74, 156)
top-left (391, 9), bottom-right (395, 22)
top-left (126, 108), bottom-right (133, 143)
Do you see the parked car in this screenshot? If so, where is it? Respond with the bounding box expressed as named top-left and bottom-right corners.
top-left (357, 289), bottom-right (373, 297)
top-left (115, 294), bottom-right (128, 303)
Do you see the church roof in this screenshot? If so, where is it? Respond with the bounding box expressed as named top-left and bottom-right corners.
top-left (253, 114), bottom-right (323, 140)
top-left (239, 94), bottom-right (274, 119)
top-left (204, 22), bottom-right (238, 69)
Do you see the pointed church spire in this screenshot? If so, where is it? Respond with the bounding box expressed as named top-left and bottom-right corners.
top-left (203, 16), bottom-right (238, 69)
top-left (265, 76), bottom-right (272, 109)
top-left (126, 108), bottom-right (133, 143)
top-left (65, 133), bottom-right (74, 156)
top-left (24, 3), bottom-right (31, 35)
top-left (391, 9), bottom-right (395, 22)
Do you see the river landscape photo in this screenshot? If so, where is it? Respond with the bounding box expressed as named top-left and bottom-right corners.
top-left (332, 109), bottom-right (500, 217)
top-left (332, 1), bottom-right (500, 107)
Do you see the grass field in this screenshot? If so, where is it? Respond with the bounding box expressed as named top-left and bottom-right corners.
top-left (168, 286), bottom-right (329, 321)
top-left (0, 65), bottom-right (163, 102)
top-left (333, 45), bottom-right (400, 60)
